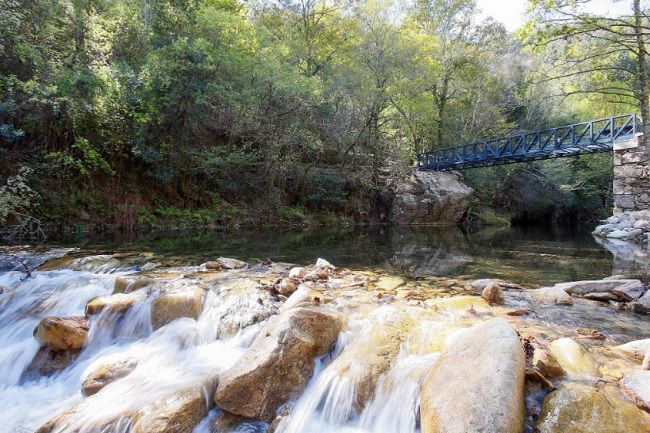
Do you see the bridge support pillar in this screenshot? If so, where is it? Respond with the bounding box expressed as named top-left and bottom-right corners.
top-left (613, 134), bottom-right (650, 213)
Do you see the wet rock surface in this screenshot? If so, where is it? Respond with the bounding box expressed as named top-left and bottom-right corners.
top-left (420, 319), bottom-right (526, 433)
top-left (214, 306), bottom-right (345, 420)
top-left (34, 316), bottom-right (89, 350)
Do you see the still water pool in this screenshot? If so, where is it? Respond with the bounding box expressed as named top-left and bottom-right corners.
top-left (33, 224), bottom-right (629, 286)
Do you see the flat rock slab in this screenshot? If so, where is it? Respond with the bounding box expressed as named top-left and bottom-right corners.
top-left (622, 369), bottom-right (650, 412)
top-left (420, 319), bottom-right (526, 433)
top-left (555, 279), bottom-right (645, 297)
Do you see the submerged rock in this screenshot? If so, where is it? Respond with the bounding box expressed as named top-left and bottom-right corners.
top-left (21, 347), bottom-right (79, 382)
top-left (132, 380), bottom-right (215, 433)
top-left (420, 319), bottom-right (526, 433)
top-left (622, 369), bottom-right (650, 412)
top-left (151, 286), bottom-right (205, 330)
top-left (34, 316), bottom-right (89, 350)
top-left (549, 338), bottom-right (599, 377)
top-left (86, 291), bottom-right (147, 315)
top-left (81, 357), bottom-right (138, 396)
top-left (537, 381), bottom-right (650, 433)
top-left (113, 275), bottom-right (155, 294)
top-left (214, 306), bottom-right (345, 420)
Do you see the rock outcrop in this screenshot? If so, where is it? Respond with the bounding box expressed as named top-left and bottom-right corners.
top-left (390, 170), bottom-right (473, 225)
top-left (34, 316), bottom-right (89, 350)
top-left (214, 306), bottom-right (345, 420)
top-left (420, 319), bottom-right (526, 433)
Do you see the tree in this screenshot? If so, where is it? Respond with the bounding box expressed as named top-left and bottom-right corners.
top-left (526, 0), bottom-right (649, 152)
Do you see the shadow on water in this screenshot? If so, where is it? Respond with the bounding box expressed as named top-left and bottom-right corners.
top-left (39, 223), bottom-right (632, 286)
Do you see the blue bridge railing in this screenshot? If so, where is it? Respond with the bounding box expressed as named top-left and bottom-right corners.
top-left (417, 113), bottom-right (640, 171)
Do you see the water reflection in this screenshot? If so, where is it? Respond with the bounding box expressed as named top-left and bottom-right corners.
top-left (37, 224), bottom-right (631, 286)
top-left (594, 236), bottom-right (650, 282)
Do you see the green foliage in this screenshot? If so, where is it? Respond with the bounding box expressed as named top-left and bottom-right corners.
top-left (0, 0), bottom-right (633, 229)
top-left (0, 167), bottom-right (39, 223)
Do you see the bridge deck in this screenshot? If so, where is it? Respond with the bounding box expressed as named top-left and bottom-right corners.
top-left (417, 114), bottom-right (640, 171)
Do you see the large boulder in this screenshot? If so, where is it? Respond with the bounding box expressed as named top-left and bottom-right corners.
top-left (214, 306), bottom-right (345, 420)
top-left (151, 286), bottom-right (206, 330)
top-left (420, 319), bottom-right (526, 433)
top-left (390, 170), bottom-right (473, 225)
top-left (34, 316), bottom-right (89, 350)
top-left (537, 381), bottom-right (650, 433)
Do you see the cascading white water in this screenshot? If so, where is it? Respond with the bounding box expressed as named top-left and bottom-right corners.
top-left (0, 250), bottom-right (453, 433)
top-left (0, 256), bottom-right (261, 433)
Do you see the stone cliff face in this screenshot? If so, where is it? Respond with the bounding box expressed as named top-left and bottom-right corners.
top-left (389, 170), bottom-right (473, 225)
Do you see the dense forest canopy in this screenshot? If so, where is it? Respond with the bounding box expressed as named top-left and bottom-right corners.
top-left (0, 0), bottom-right (646, 234)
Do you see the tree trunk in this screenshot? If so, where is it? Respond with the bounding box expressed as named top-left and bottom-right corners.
top-left (634, 0), bottom-right (650, 155)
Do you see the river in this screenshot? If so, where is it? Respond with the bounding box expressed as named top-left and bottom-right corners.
top-left (0, 225), bottom-right (649, 433)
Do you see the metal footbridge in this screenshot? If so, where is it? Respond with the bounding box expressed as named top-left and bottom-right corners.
top-left (417, 114), bottom-right (640, 171)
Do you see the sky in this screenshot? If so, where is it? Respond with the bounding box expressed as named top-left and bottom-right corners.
top-left (475, 0), bottom-right (632, 31)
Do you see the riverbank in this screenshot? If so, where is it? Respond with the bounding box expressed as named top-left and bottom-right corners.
top-left (1, 249), bottom-right (649, 433)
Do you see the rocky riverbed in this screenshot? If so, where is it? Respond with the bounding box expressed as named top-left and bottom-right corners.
top-left (0, 248), bottom-right (649, 433)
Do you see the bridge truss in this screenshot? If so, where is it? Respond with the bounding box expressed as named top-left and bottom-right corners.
top-left (417, 114), bottom-right (640, 171)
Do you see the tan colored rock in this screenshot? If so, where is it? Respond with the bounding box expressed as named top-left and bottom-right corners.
top-left (420, 319), bottom-right (526, 433)
top-left (537, 381), bottom-right (650, 433)
top-left (214, 307), bottom-right (345, 420)
top-left (81, 358), bottom-right (138, 396)
top-left (428, 295), bottom-right (490, 312)
top-left (151, 286), bottom-right (205, 330)
top-left (535, 287), bottom-right (573, 305)
top-left (622, 369), bottom-right (650, 412)
top-left (36, 380), bottom-right (214, 433)
top-left (205, 257), bottom-right (247, 270)
top-left (133, 381), bottom-right (215, 433)
top-left (281, 286), bottom-right (321, 311)
top-left (113, 275), bottom-right (155, 294)
top-left (277, 279), bottom-right (297, 297)
top-left (481, 282), bottom-right (505, 305)
top-left (86, 291), bottom-right (147, 315)
top-left (549, 338), bottom-right (599, 376)
top-left (211, 411), bottom-right (248, 432)
top-left (34, 316), bottom-right (89, 350)
top-left (375, 276), bottom-right (405, 291)
top-left (532, 348), bottom-right (565, 379)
